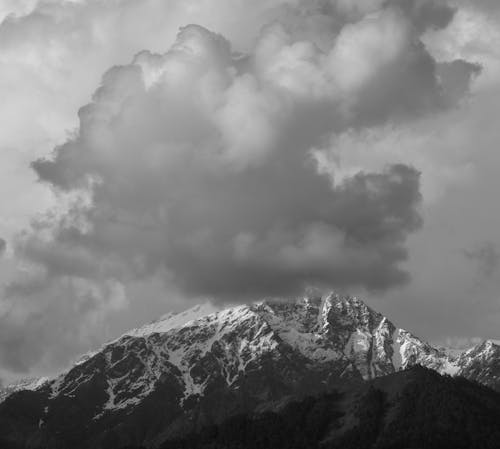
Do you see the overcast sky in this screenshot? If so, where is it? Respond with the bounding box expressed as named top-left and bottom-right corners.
top-left (0, 0), bottom-right (499, 383)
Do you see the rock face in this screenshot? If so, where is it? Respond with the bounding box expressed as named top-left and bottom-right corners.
top-left (455, 340), bottom-right (500, 391)
top-left (0, 293), bottom-right (498, 449)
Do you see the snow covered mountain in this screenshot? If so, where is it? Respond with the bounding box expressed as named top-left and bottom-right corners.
top-left (0, 293), bottom-right (498, 449)
top-left (0, 377), bottom-right (49, 403)
top-left (454, 339), bottom-right (500, 391)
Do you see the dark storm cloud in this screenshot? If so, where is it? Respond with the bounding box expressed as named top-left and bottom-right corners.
top-left (463, 242), bottom-right (500, 279)
top-left (437, 60), bottom-right (482, 106)
top-left (143, 164), bottom-right (422, 298)
top-left (27, 16), bottom-right (434, 302)
top-left (391, 0), bottom-right (456, 31)
top-left (28, 0), bottom-right (475, 302)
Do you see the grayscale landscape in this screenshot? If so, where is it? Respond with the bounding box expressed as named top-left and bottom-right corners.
top-left (0, 1), bottom-right (499, 448)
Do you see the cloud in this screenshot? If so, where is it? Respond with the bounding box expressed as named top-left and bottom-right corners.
top-left (434, 336), bottom-right (483, 351)
top-left (437, 59), bottom-right (481, 106)
top-left (29, 18), bottom-right (431, 301)
top-left (393, 0), bottom-right (456, 31)
top-left (367, 82), bottom-right (500, 343)
top-left (0, 0), bottom-right (36, 22)
top-left (0, 0), bottom-right (481, 377)
top-left (0, 275), bottom-right (127, 373)
top-left (0, 0), bottom-right (320, 243)
top-left (463, 242), bottom-right (500, 279)
top-left (453, 0), bottom-right (500, 15)
top-left (332, 0), bottom-right (455, 29)
top-left (0, 238), bottom-right (6, 256)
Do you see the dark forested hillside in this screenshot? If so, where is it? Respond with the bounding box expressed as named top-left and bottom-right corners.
top-left (158, 367), bottom-right (500, 449)
top-left (2, 366), bottom-right (499, 449)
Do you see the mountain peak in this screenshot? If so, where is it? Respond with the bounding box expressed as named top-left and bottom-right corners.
top-left (462, 339), bottom-right (500, 356)
top-left (125, 301), bottom-right (219, 338)
top-left (0, 293), bottom-right (498, 449)
top-left (485, 339), bottom-right (500, 348)
top-left (124, 292), bottom-right (377, 342)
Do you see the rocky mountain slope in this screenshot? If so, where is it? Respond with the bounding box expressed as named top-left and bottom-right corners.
top-left (454, 339), bottom-right (500, 391)
top-left (0, 293), bottom-right (498, 449)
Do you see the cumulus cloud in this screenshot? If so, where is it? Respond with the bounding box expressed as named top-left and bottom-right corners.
top-left (0, 0), bottom-right (315, 243)
top-left (30, 17), bottom-right (433, 301)
top-left (0, 0), bottom-right (483, 377)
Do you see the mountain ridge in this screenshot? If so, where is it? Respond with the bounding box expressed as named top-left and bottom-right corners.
top-left (0, 292), bottom-right (498, 449)
top-left (2, 292), bottom-right (499, 402)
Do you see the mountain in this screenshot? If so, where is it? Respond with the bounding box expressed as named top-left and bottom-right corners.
top-left (454, 340), bottom-right (500, 391)
top-left (163, 366), bottom-right (500, 449)
top-left (0, 293), bottom-right (498, 449)
top-left (0, 377), bottom-right (48, 403)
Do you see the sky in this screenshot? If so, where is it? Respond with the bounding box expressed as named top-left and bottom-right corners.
top-left (0, 0), bottom-right (499, 382)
